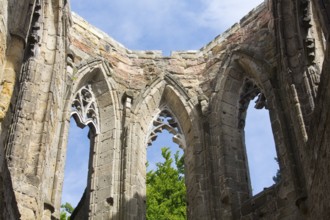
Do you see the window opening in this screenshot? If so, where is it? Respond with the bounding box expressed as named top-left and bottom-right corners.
top-left (61, 118), bottom-right (90, 208)
top-left (147, 128), bottom-right (183, 172)
top-left (245, 96), bottom-right (279, 195)
top-left (146, 109), bottom-right (186, 219)
top-left (61, 84), bottom-right (99, 215)
top-left (239, 79), bottom-right (280, 195)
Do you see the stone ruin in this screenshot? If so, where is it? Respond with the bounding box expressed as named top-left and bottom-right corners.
top-left (0, 0), bottom-right (330, 219)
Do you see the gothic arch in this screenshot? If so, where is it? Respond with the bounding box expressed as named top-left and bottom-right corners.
top-left (49, 59), bottom-right (121, 219)
top-left (128, 74), bottom-right (199, 158)
top-left (209, 50), bottom-right (302, 218)
top-left (121, 74), bottom-right (211, 219)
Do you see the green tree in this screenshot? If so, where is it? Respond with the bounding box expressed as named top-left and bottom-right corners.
top-left (146, 147), bottom-right (186, 220)
top-left (272, 157), bottom-right (281, 184)
top-left (60, 202), bottom-right (74, 220)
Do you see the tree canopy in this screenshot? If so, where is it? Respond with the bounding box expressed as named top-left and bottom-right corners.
top-left (272, 157), bottom-right (281, 184)
top-left (146, 147), bottom-right (186, 220)
top-left (60, 202), bottom-right (74, 220)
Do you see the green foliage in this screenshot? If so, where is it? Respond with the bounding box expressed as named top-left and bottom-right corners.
top-left (272, 157), bottom-right (281, 184)
top-left (146, 147), bottom-right (186, 220)
top-left (60, 202), bottom-right (74, 220)
top-left (60, 211), bottom-right (68, 220)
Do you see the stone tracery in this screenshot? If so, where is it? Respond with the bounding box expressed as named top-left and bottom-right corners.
top-left (71, 85), bottom-right (99, 134)
top-left (238, 78), bottom-right (267, 129)
top-left (0, 0), bottom-right (329, 219)
top-left (147, 108), bottom-right (186, 150)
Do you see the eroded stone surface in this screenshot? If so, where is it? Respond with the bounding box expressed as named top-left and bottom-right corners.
top-left (0, 0), bottom-right (330, 219)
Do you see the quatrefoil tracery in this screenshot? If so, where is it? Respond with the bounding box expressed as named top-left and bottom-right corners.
top-left (147, 109), bottom-right (186, 149)
top-left (71, 85), bottom-right (99, 134)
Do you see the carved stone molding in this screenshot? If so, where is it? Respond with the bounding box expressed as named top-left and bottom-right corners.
top-left (25, 0), bottom-right (42, 59)
top-left (198, 95), bottom-right (209, 116)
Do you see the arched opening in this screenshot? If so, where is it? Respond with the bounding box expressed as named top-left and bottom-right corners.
top-left (146, 108), bottom-right (187, 219)
top-left (245, 97), bottom-right (279, 195)
top-left (61, 84), bottom-right (100, 219)
top-left (239, 78), bottom-right (280, 195)
top-left (129, 80), bottom-right (202, 219)
top-left (147, 129), bottom-right (183, 172)
top-left (61, 118), bottom-right (91, 215)
top-left (51, 64), bottom-right (119, 219)
top-left (209, 56), bottom-right (290, 219)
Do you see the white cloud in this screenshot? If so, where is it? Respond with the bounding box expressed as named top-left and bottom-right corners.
top-left (115, 20), bottom-right (144, 46)
top-left (195, 0), bottom-right (264, 30)
top-left (70, 0), bottom-right (264, 54)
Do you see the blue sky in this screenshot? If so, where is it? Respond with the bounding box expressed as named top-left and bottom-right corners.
top-left (62, 0), bottom-right (277, 207)
top-left (245, 98), bottom-right (278, 194)
top-left (147, 129), bottom-right (183, 172)
top-left (62, 119), bottom-right (90, 207)
top-left (70, 0), bottom-right (265, 55)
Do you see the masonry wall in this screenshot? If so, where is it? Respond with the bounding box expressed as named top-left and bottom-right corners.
top-left (0, 1), bottom-right (27, 219)
top-left (0, 0), bottom-right (7, 94)
top-left (0, 0), bottom-right (329, 219)
top-left (303, 0), bottom-right (330, 218)
top-left (0, 0), bottom-right (70, 219)
top-left (66, 1), bottom-right (304, 219)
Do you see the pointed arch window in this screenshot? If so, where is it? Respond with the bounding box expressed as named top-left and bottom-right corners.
top-left (145, 107), bottom-right (187, 218)
top-left (61, 85), bottom-right (100, 216)
top-left (239, 78), bottom-right (280, 195)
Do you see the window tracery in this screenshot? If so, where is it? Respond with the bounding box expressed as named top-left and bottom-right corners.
top-left (71, 85), bottom-right (99, 134)
top-left (147, 109), bottom-right (186, 149)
